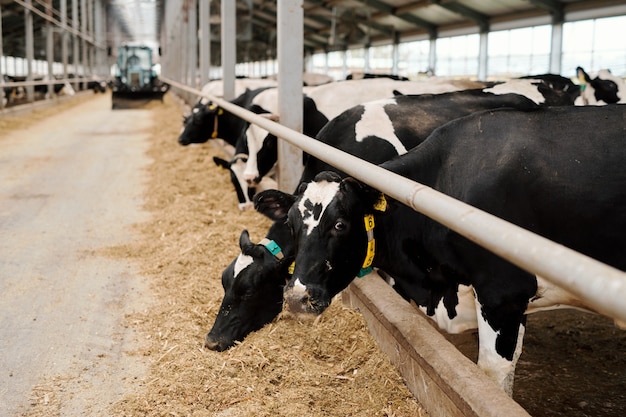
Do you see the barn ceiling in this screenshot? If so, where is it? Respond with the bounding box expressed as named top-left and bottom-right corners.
top-left (0, 0), bottom-right (623, 62)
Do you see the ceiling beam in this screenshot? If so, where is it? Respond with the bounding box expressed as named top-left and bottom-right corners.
top-left (307, 0), bottom-right (437, 37)
top-left (253, 8), bottom-right (329, 46)
top-left (346, 0), bottom-right (438, 38)
top-left (435, 2), bottom-right (490, 32)
top-left (527, 0), bottom-right (564, 22)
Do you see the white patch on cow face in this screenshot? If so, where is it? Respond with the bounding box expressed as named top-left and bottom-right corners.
top-left (293, 278), bottom-right (307, 292)
top-left (192, 107), bottom-right (200, 114)
top-left (234, 253), bottom-right (254, 278)
top-left (474, 295), bottom-right (525, 396)
top-left (297, 180), bottom-right (340, 236)
top-left (355, 98), bottom-right (407, 155)
top-left (199, 97), bottom-right (209, 105)
top-left (483, 79), bottom-right (545, 105)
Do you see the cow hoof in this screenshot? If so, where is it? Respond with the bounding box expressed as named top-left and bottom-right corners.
top-left (238, 202), bottom-right (254, 211)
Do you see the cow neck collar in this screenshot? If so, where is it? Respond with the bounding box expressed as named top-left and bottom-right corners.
top-left (357, 193), bottom-right (387, 278)
top-left (208, 104), bottom-right (223, 139)
top-left (357, 214), bottom-right (376, 277)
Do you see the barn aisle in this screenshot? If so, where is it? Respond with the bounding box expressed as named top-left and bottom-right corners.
top-left (0, 94), bottom-right (153, 415)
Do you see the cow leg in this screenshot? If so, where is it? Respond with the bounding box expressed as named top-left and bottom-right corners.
top-left (243, 125), bottom-right (266, 182)
top-left (474, 293), bottom-right (526, 396)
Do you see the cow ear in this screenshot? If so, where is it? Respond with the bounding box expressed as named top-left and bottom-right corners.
top-left (254, 190), bottom-right (296, 221)
top-left (239, 229), bottom-right (252, 250)
top-left (213, 156), bottom-right (230, 169)
top-left (313, 171), bottom-right (342, 183)
top-left (577, 66), bottom-right (591, 83)
top-left (340, 177), bottom-right (383, 210)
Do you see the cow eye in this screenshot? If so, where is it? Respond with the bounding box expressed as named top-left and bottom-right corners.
top-left (334, 220), bottom-right (346, 231)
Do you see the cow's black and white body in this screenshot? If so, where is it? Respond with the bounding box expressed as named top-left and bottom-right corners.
top-left (204, 78), bottom-right (580, 352)
top-left (257, 105), bottom-right (626, 394)
top-left (178, 86), bottom-right (275, 147)
top-left (213, 88), bottom-right (329, 209)
top-left (576, 67), bottom-right (626, 105)
top-left (208, 78), bottom-right (488, 209)
top-left (229, 76), bottom-right (585, 209)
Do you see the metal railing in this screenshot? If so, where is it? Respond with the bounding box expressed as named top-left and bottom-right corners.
top-left (163, 76), bottom-right (626, 324)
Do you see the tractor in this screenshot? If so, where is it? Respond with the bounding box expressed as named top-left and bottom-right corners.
top-left (110, 44), bottom-right (169, 109)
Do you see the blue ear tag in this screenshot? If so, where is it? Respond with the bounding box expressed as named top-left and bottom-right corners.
top-left (259, 238), bottom-right (284, 260)
top-left (264, 240), bottom-right (281, 257)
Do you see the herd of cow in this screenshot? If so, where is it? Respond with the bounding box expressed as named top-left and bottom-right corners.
top-left (177, 67), bottom-right (625, 396)
top-left (1, 74), bottom-right (108, 107)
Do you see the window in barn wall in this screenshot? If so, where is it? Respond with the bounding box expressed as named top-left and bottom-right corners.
top-left (488, 25), bottom-right (550, 79)
top-left (436, 34), bottom-right (479, 77)
top-left (369, 44), bottom-right (393, 73)
top-left (398, 40), bottom-right (430, 78)
top-left (326, 50), bottom-right (347, 80)
top-left (563, 15), bottom-right (626, 77)
top-left (310, 52), bottom-right (327, 75)
top-left (346, 48), bottom-right (365, 75)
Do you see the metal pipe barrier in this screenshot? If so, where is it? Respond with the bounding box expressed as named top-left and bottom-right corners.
top-left (163, 76), bottom-right (626, 324)
top-left (1, 77), bottom-right (103, 88)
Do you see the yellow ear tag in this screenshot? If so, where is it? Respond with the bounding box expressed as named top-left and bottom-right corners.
top-left (288, 261), bottom-right (295, 275)
top-left (217, 108), bottom-right (224, 116)
top-left (208, 104), bottom-right (216, 110)
top-left (373, 193), bottom-right (387, 212)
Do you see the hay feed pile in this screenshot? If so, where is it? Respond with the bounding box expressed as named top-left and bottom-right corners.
top-left (109, 93), bottom-right (428, 417)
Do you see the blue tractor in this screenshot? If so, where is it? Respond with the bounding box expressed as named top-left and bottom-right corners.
top-left (111, 44), bottom-right (169, 109)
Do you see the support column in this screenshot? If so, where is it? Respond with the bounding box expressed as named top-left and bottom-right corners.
top-left (72, 0), bottom-right (80, 90)
top-left (221, 0), bottom-right (236, 100)
top-left (61, 0), bottom-right (69, 79)
top-left (0, 3), bottom-right (4, 109)
top-left (478, 31), bottom-right (488, 81)
top-left (392, 33), bottom-right (399, 75)
top-left (46, 0), bottom-right (54, 96)
top-left (81, 0), bottom-right (88, 89)
top-left (277, 0), bottom-right (303, 193)
top-left (550, 21), bottom-right (563, 75)
top-left (188, 0), bottom-right (198, 88)
top-left (428, 37), bottom-right (436, 75)
top-left (199, 0), bottom-right (211, 86)
top-left (25, 0), bottom-right (35, 102)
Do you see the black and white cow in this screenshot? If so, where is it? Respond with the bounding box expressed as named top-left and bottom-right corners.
top-left (211, 78), bottom-right (489, 209)
top-left (178, 86), bottom-right (275, 147)
top-left (226, 78), bottom-right (490, 206)
top-left (576, 66), bottom-right (626, 105)
top-left (204, 77), bottom-right (579, 352)
top-left (255, 104), bottom-right (626, 394)
top-left (213, 88), bottom-right (329, 210)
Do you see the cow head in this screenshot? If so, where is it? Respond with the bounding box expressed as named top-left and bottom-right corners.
top-left (255, 171), bottom-right (383, 316)
top-left (576, 67), bottom-right (626, 105)
top-left (204, 228), bottom-right (293, 351)
top-left (520, 74), bottom-right (581, 106)
top-left (178, 99), bottom-right (224, 145)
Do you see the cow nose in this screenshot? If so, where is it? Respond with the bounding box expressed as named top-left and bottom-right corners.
top-left (204, 334), bottom-right (228, 352)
